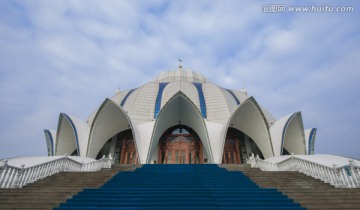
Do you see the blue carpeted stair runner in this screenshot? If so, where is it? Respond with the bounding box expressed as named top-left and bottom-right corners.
top-left (54, 164), bottom-right (306, 210)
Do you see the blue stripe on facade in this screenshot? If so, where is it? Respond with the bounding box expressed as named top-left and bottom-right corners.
top-left (308, 128), bottom-right (317, 154)
top-left (154, 83), bottom-right (169, 119)
top-left (226, 89), bottom-right (240, 105)
top-left (193, 83), bottom-right (207, 118)
top-left (62, 113), bottom-right (80, 156)
top-left (44, 129), bottom-right (54, 156)
top-left (120, 88), bottom-right (137, 107)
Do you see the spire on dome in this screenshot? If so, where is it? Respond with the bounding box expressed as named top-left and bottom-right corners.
top-left (178, 58), bottom-right (183, 70)
top-left (152, 68), bottom-right (208, 83)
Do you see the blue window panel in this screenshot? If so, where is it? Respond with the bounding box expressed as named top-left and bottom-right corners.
top-left (226, 89), bottom-right (240, 105)
top-left (193, 83), bottom-right (207, 118)
top-left (154, 83), bottom-right (169, 119)
top-left (62, 113), bottom-right (80, 156)
top-left (44, 129), bottom-right (54, 156)
top-left (120, 88), bottom-right (137, 107)
top-left (308, 128), bottom-right (317, 154)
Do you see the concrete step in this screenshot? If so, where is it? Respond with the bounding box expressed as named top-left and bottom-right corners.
top-left (224, 164), bottom-right (360, 210)
top-left (2, 164), bottom-right (359, 209)
top-left (0, 165), bottom-right (138, 209)
top-left (55, 164), bottom-right (305, 209)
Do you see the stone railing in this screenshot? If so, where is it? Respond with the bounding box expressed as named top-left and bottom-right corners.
top-left (247, 154), bottom-right (360, 188)
top-left (0, 155), bottom-right (113, 189)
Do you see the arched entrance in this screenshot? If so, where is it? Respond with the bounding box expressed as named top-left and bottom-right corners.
top-left (157, 125), bottom-right (205, 164)
top-left (96, 129), bottom-right (138, 164)
top-left (222, 128), bottom-right (264, 164)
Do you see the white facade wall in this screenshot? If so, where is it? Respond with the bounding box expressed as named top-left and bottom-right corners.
top-left (202, 83), bottom-right (231, 122)
top-left (110, 89), bottom-right (131, 105)
top-left (232, 90), bottom-right (249, 103)
top-left (160, 81), bottom-right (180, 108)
top-left (205, 120), bottom-right (226, 163)
top-left (220, 88), bottom-right (239, 114)
top-left (160, 81), bottom-right (201, 113)
top-left (129, 83), bottom-right (158, 124)
top-left (133, 121), bottom-right (155, 163)
top-left (122, 87), bottom-right (141, 113)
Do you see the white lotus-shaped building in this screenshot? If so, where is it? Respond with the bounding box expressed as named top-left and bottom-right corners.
top-left (44, 66), bottom-right (317, 164)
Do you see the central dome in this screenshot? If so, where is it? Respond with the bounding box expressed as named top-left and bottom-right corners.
top-left (152, 68), bottom-right (208, 83)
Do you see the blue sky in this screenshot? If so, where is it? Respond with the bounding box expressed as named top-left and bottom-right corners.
top-left (0, 0), bottom-right (359, 159)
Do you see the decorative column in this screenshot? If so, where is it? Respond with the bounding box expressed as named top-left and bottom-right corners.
top-left (120, 139), bottom-right (126, 164)
top-left (199, 141), bottom-right (203, 164)
top-left (172, 150), bottom-right (176, 164)
top-left (235, 138), bottom-right (241, 164)
top-left (158, 142), bottom-right (162, 164)
top-left (186, 149), bottom-right (189, 164)
top-left (164, 151), bottom-right (168, 164)
top-left (134, 153), bottom-right (138, 164)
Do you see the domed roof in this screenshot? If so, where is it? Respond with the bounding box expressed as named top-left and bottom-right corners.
top-left (49, 66), bottom-right (313, 164)
top-left (152, 67), bottom-right (208, 83)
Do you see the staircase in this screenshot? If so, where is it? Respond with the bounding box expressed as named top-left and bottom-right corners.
top-left (54, 164), bottom-right (305, 210)
top-left (223, 164), bottom-right (360, 210)
top-left (0, 165), bottom-right (137, 210)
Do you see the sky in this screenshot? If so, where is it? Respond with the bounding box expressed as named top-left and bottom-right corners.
top-left (0, 0), bottom-right (359, 160)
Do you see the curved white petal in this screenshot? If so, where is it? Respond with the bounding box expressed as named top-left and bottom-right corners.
top-left (56, 113), bottom-right (78, 156)
top-left (87, 99), bottom-right (136, 159)
top-left (55, 113), bottom-right (89, 157)
top-left (147, 92), bottom-right (213, 163)
top-left (225, 97), bottom-right (274, 159)
top-left (271, 112), bottom-right (306, 156)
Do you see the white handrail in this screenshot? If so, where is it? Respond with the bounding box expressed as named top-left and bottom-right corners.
top-left (0, 155), bottom-right (113, 189)
top-left (247, 154), bottom-right (359, 188)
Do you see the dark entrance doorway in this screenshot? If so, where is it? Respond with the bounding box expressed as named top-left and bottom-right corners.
top-left (158, 125), bottom-right (204, 164)
top-left (222, 127), bottom-right (264, 164)
top-left (96, 129), bottom-right (138, 164)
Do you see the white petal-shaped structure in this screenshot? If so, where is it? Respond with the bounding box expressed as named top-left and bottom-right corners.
top-left (44, 129), bottom-right (56, 156)
top-left (147, 92), bottom-right (213, 163)
top-left (87, 99), bottom-right (136, 159)
top-left (305, 128), bottom-right (317, 155)
top-left (269, 114), bottom-right (289, 157)
top-left (226, 97), bottom-right (274, 159)
top-left (55, 113), bottom-right (79, 156)
top-left (70, 115), bottom-right (90, 157)
top-left (282, 112), bottom-right (306, 155)
top-left (270, 112), bottom-right (306, 156)
top-left (46, 67), bottom-right (315, 164)
top-left (55, 113), bottom-right (89, 157)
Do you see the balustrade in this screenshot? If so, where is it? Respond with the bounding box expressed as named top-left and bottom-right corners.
top-left (247, 154), bottom-right (360, 188)
top-left (0, 155), bottom-right (113, 189)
